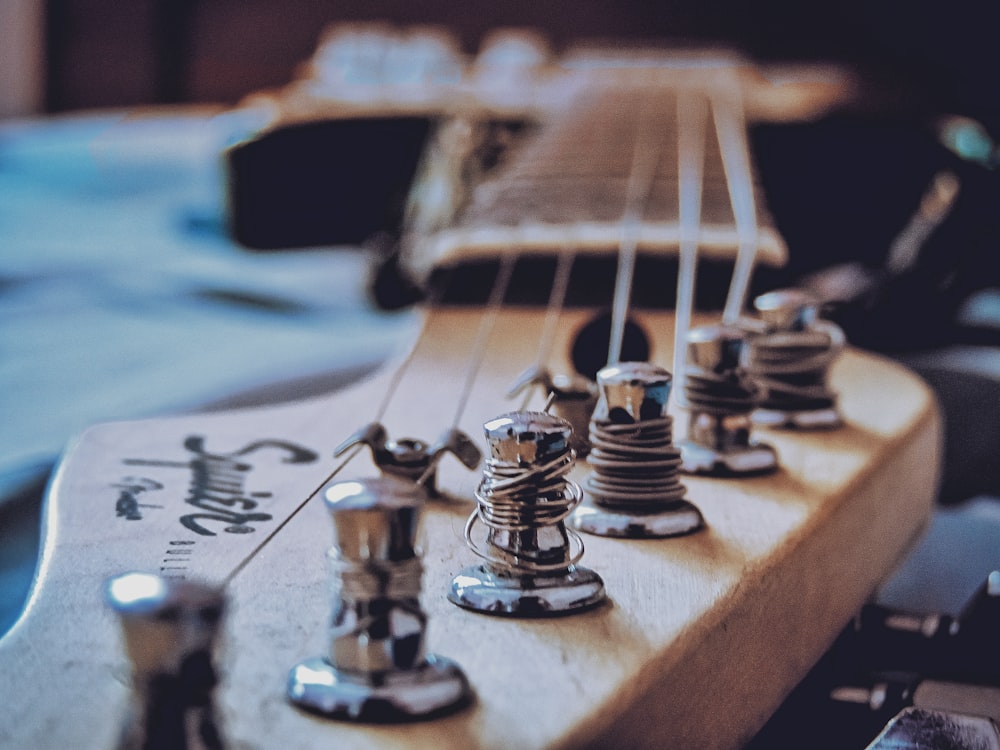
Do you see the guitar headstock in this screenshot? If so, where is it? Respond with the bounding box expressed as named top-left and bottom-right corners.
top-left (2, 27), bottom-right (936, 750)
top-left (1, 307), bottom-right (939, 748)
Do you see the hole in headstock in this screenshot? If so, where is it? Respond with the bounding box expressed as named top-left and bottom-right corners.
top-left (571, 312), bottom-right (650, 381)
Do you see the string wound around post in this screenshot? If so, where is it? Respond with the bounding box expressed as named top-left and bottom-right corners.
top-left (678, 325), bottom-right (778, 476)
top-left (288, 476), bottom-right (472, 722)
top-left (335, 421), bottom-right (481, 495)
top-left (449, 410), bottom-right (606, 617)
top-left (573, 361), bottom-right (705, 538)
top-left (746, 288), bottom-right (845, 429)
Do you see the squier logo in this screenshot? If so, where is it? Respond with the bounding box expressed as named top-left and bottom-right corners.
top-left (116, 436), bottom-right (319, 536)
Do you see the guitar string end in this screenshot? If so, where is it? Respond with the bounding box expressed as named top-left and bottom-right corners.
top-left (678, 325), bottom-right (779, 476)
top-left (574, 362), bottom-right (705, 538)
top-left (287, 476), bottom-right (472, 722)
top-left (507, 366), bottom-right (598, 457)
top-left (449, 410), bottom-right (606, 616)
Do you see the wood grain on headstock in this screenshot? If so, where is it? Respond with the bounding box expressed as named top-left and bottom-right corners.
top-left (0, 304), bottom-right (939, 749)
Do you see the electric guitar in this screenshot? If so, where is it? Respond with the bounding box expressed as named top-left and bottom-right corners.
top-left (0, 29), bottom-right (940, 750)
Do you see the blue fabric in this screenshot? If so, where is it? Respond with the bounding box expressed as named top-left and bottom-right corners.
top-left (0, 108), bottom-right (416, 502)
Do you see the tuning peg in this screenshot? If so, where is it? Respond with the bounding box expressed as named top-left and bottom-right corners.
top-left (678, 325), bottom-right (778, 475)
top-left (335, 421), bottom-right (481, 493)
top-left (288, 476), bottom-right (471, 721)
top-left (746, 288), bottom-right (845, 429)
top-left (450, 410), bottom-right (606, 616)
top-left (105, 573), bottom-right (226, 750)
top-left (574, 362), bottom-right (704, 538)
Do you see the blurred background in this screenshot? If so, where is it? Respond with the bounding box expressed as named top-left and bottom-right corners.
top-left (2, 1), bottom-right (1000, 746)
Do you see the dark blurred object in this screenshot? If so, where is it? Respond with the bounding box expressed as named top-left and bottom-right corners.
top-left (749, 504), bottom-right (1000, 750)
top-left (851, 572), bottom-right (1000, 686)
top-left (866, 707), bottom-right (1000, 750)
top-left (227, 117), bottom-right (433, 249)
top-left (42, 0), bottom-right (1000, 131)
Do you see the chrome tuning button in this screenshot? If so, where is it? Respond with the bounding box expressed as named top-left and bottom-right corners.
top-left (449, 411), bottom-right (606, 616)
top-left (335, 422), bottom-right (481, 494)
top-left (747, 288), bottom-right (845, 429)
top-left (574, 362), bottom-right (705, 538)
top-left (678, 325), bottom-right (778, 475)
top-left (105, 573), bottom-right (226, 750)
top-left (288, 476), bottom-right (471, 722)
top-left (507, 366), bottom-right (599, 456)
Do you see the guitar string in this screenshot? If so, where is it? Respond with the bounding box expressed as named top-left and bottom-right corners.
top-left (449, 251), bottom-right (518, 427)
top-left (518, 243), bottom-right (576, 411)
top-left (672, 88), bottom-right (708, 406)
top-left (607, 92), bottom-right (664, 365)
top-left (712, 76), bottom-right (760, 325)
top-left (226, 84), bottom-right (663, 585)
top-left (224, 257), bottom-right (515, 585)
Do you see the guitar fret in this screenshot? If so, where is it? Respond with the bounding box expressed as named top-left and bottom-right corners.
top-left (440, 77), bottom-right (775, 257)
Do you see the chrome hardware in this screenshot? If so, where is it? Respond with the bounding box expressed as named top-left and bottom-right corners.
top-left (288, 476), bottom-right (471, 721)
top-left (105, 573), bottom-right (226, 750)
top-left (507, 366), bottom-right (599, 456)
top-left (449, 411), bottom-right (606, 616)
top-left (574, 362), bottom-right (705, 538)
top-left (746, 288), bottom-right (845, 429)
top-left (335, 421), bottom-right (481, 493)
top-left (678, 325), bottom-right (778, 475)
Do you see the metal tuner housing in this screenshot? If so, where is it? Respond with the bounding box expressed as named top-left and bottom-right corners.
top-left (105, 572), bottom-right (226, 750)
top-left (678, 325), bottom-right (778, 476)
top-left (574, 362), bottom-right (705, 538)
top-left (450, 411), bottom-right (606, 617)
top-left (748, 288), bottom-right (844, 429)
top-left (287, 476), bottom-right (471, 722)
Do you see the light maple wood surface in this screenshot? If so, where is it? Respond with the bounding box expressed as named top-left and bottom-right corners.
top-left (0, 306), bottom-right (940, 750)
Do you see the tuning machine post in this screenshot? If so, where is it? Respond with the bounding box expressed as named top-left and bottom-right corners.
top-left (105, 573), bottom-right (226, 750)
top-left (746, 288), bottom-right (845, 429)
top-left (335, 421), bottom-right (481, 494)
top-left (573, 362), bottom-right (705, 538)
top-left (288, 476), bottom-right (472, 721)
top-left (678, 325), bottom-right (778, 476)
top-left (449, 410), bottom-right (606, 616)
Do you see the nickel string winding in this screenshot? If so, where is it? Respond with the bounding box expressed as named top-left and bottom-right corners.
top-left (745, 288), bottom-right (845, 429)
top-left (464, 426), bottom-right (584, 572)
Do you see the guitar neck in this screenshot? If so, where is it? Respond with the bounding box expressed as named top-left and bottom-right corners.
top-left (412, 70), bottom-right (786, 276)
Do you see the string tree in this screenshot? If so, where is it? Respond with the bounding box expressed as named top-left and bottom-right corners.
top-left (678, 325), bottom-right (779, 476)
top-left (334, 421), bottom-right (481, 495)
top-left (105, 573), bottom-right (227, 750)
top-left (288, 475), bottom-right (472, 721)
top-left (573, 362), bottom-right (705, 538)
top-left (507, 365), bottom-right (599, 457)
top-left (449, 410), bottom-right (606, 617)
top-left (746, 288), bottom-right (845, 429)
